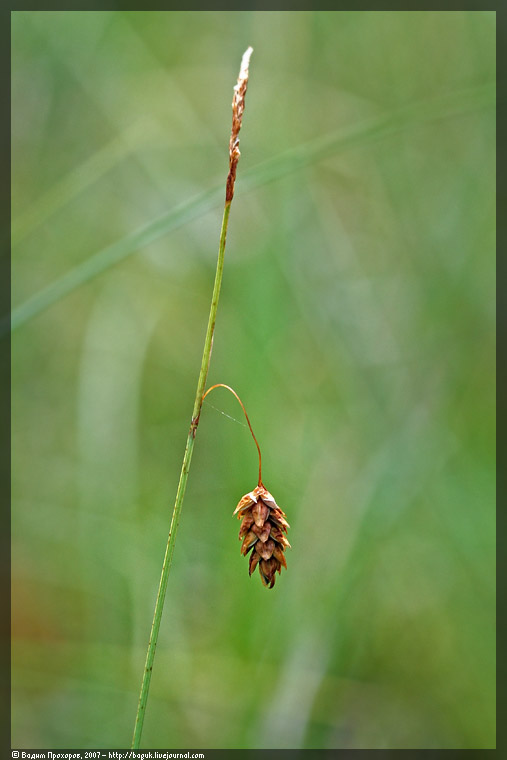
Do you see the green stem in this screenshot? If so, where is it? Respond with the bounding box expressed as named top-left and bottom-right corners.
top-left (131, 200), bottom-right (231, 749)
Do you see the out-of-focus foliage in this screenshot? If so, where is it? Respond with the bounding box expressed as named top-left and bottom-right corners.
top-left (11, 10), bottom-right (495, 749)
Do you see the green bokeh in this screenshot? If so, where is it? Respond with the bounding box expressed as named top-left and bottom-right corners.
top-left (11, 10), bottom-right (495, 749)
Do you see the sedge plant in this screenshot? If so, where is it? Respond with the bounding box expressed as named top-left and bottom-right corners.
top-left (131, 47), bottom-right (290, 749)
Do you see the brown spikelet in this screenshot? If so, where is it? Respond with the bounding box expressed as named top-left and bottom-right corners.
top-left (226, 46), bottom-right (253, 203)
top-left (233, 485), bottom-right (290, 588)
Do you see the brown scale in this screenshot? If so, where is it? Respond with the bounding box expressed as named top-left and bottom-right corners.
top-left (234, 485), bottom-right (290, 588)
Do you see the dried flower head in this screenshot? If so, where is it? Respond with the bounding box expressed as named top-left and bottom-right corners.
top-left (226, 46), bottom-right (253, 203)
top-left (233, 485), bottom-right (290, 588)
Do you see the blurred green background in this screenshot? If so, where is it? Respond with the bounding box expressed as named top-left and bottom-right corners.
top-left (11, 10), bottom-right (495, 750)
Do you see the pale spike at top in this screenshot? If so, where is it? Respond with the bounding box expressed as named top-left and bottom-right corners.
top-left (226, 46), bottom-right (253, 203)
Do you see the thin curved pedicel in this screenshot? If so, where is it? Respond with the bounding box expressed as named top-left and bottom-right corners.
top-left (202, 383), bottom-right (290, 589)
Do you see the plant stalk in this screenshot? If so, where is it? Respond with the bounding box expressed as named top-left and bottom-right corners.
top-left (131, 200), bottom-right (231, 749)
top-left (131, 46), bottom-right (252, 748)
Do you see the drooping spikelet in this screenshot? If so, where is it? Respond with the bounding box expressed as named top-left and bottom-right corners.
top-left (233, 485), bottom-right (290, 588)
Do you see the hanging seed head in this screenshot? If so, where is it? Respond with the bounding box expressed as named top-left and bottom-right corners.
top-left (233, 485), bottom-right (290, 588)
top-left (226, 46), bottom-right (253, 203)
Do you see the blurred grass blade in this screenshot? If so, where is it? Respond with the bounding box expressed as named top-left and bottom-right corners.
top-left (8, 184), bottom-right (221, 334)
top-left (11, 119), bottom-right (156, 247)
top-left (8, 82), bottom-right (494, 334)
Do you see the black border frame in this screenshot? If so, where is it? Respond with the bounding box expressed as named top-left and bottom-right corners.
top-left (4, 5), bottom-right (500, 757)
